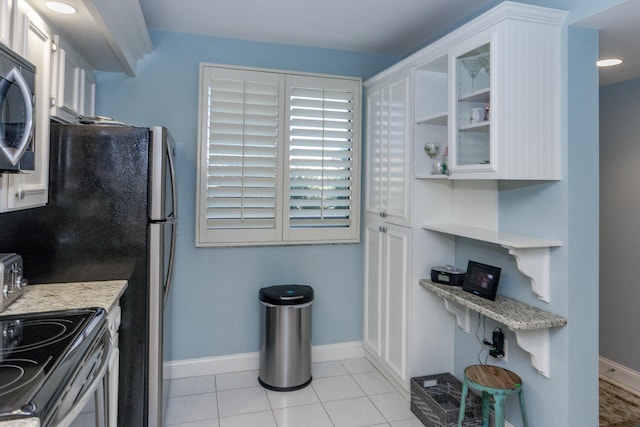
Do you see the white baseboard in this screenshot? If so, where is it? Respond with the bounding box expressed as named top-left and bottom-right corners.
top-left (599, 356), bottom-right (640, 392)
top-left (163, 341), bottom-right (364, 380)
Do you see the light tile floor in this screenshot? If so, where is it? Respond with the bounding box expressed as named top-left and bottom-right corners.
top-left (163, 358), bottom-right (424, 427)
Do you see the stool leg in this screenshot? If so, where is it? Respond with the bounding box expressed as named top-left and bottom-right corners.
top-left (481, 391), bottom-right (491, 427)
top-left (518, 388), bottom-right (528, 427)
top-left (493, 393), bottom-right (506, 427)
top-left (458, 381), bottom-right (469, 427)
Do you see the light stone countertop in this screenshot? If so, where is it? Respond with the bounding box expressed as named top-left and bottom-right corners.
top-left (419, 279), bottom-right (567, 330)
top-left (0, 280), bottom-right (127, 316)
top-left (0, 420), bottom-right (39, 427)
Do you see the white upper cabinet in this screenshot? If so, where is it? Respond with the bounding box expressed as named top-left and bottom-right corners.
top-left (50, 35), bottom-right (96, 123)
top-left (0, 0), bottom-right (52, 211)
top-left (410, 2), bottom-right (567, 180)
top-left (0, 1), bottom-right (98, 212)
top-left (447, 6), bottom-right (566, 179)
top-left (365, 69), bottom-right (412, 226)
top-left (0, 0), bottom-right (13, 46)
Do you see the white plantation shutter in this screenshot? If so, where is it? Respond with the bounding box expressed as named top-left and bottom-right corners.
top-left (285, 76), bottom-right (359, 241)
top-left (196, 64), bottom-right (360, 247)
top-left (206, 71), bottom-right (281, 229)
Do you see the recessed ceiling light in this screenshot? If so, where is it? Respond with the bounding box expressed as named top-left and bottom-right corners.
top-left (597, 58), bottom-right (623, 68)
top-left (46, 1), bottom-right (76, 14)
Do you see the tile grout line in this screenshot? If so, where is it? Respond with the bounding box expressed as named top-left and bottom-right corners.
top-left (308, 374), bottom-right (337, 427)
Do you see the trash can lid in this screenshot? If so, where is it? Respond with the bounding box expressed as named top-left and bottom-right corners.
top-left (259, 284), bottom-right (314, 305)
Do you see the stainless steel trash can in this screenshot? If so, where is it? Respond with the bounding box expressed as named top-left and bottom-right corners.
top-left (258, 284), bottom-right (313, 391)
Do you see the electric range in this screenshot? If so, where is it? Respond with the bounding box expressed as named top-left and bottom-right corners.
top-left (0, 307), bottom-right (109, 426)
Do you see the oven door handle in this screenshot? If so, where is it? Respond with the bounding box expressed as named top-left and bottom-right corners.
top-left (0, 67), bottom-right (34, 166)
top-left (54, 330), bottom-right (112, 427)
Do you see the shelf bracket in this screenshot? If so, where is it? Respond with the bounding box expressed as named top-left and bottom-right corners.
top-left (505, 246), bottom-right (551, 303)
top-left (443, 299), bottom-right (471, 333)
top-left (511, 328), bottom-right (551, 378)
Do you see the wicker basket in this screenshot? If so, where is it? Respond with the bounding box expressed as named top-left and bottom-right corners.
top-left (410, 373), bottom-right (482, 427)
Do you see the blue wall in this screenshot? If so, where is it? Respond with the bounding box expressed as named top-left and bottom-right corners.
top-left (96, 32), bottom-right (398, 361)
top-left (600, 77), bottom-right (640, 371)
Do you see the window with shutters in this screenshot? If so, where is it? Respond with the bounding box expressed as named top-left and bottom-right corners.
top-left (196, 64), bottom-right (361, 247)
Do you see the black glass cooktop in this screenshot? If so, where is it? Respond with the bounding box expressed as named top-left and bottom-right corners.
top-left (0, 308), bottom-right (106, 421)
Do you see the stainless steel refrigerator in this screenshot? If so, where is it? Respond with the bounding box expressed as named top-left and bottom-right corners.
top-left (0, 122), bottom-right (177, 426)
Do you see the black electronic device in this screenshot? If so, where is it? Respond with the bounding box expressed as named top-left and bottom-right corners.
top-left (462, 260), bottom-right (501, 301)
top-left (431, 265), bottom-right (466, 286)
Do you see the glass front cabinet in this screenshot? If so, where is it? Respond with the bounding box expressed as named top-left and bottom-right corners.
top-left (443, 5), bottom-right (566, 180)
top-left (451, 40), bottom-right (492, 172)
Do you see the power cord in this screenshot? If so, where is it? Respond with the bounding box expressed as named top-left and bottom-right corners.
top-left (476, 315), bottom-right (505, 362)
top-left (475, 313), bottom-right (489, 364)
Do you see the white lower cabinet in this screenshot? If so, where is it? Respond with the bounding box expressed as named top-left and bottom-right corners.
top-left (363, 219), bottom-right (411, 388)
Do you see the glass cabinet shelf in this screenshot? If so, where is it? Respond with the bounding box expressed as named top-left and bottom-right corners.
top-left (416, 111), bottom-right (448, 126)
top-left (458, 88), bottom-right (490, 103)
top-left (459, 121), bottom-right (490, 131)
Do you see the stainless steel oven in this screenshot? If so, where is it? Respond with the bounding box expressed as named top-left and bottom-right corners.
top-left (0, 42), bottom-right (35, 172)
top-left (0, 308), bottom-right (110, 426)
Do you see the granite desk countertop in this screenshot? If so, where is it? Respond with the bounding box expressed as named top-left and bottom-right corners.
top-left (0, 280), bottom-right (128, 316)
top-left (419, 279), bottom-right (567, 330)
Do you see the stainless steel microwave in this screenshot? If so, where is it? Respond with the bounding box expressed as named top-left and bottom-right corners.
top-left (0, 43), bottom-right (35, 172)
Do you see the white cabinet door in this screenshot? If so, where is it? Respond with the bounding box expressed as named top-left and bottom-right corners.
top-left (382, 223), bottom-right (410, 382)
top-left (364, 70), bottom-right (411, 226)
top-left (450, 36), bottom-right (493, 173)
top-left (363, 218), bottom-right (411, 387)
top-left (51, 36), bottom-right (96, 123)
top-left (81, 69), bottom-right (96, 118)
top-left (364, 86), bottom-right (384, 218)
top-left (0, 0), bottom-right (13, 46)
top-left (384, 77), bottom-right (411, 224)
top-left (0, 1), bottom-right (51, 211)
top-left (107, 306), bottom-right (121, 427)
top-left (363, 218), bottom-right (384, 358)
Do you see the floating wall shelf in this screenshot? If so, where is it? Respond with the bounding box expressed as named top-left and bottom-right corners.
top-left (420, 280), bottom-right (567, 377)
top-left (421, 223), bottom-right (562, 302)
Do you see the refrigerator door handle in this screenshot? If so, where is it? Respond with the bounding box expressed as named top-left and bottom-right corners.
top-left (163, 132), bottom-right (177, 306)
top-left (164, 221), bottom-right (176, 306)
top-left (166, 135), bottom-right (178, 221)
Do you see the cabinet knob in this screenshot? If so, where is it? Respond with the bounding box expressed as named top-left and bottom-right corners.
top-left (379, 212), bottom-right (387, 218)
top-left (379, 226), bottom-right (387, 233)
top-left (15, 190), bottom-right (25, 200)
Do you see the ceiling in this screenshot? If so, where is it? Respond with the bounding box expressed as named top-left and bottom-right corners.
top-left (28, 0), bottom-right (640, 85)
top-left (137, 0), bottom-right (496, 56)
top-left (577, 0), bottom-right (640, 86)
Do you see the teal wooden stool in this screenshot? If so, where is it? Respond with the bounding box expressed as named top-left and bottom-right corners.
top-left (457, 365), bottom-right (528, 427)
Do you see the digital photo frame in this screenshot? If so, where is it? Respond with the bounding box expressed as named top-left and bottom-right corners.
top-left (462, 260), bottom-right (501, 301)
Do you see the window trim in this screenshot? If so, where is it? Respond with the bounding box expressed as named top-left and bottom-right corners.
top-left (196, 63), bottom-right (362, 247)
